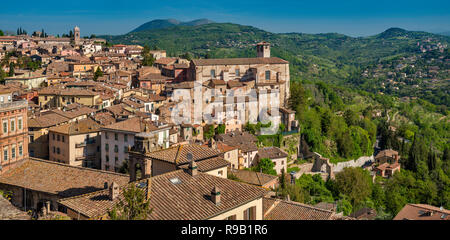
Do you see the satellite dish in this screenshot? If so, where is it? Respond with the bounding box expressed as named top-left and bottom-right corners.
top-left (186, 152), bottom-right (193, 161)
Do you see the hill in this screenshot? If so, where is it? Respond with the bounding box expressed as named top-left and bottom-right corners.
top-left (101, 23), bottom-right (450, 107)
top-left (130, 18), bottom-right (215, 33)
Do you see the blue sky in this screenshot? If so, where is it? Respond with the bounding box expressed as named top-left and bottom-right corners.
top-left (1, 0), bottom-right (449, 37)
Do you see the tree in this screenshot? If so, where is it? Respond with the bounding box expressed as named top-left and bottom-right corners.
top-left (407, 134), bottom-right (428, 172)
top-left (93, 67), bottom-right (103, 81)
top-left (253, 158), bottom-right (277, 176)
top-left (203, 125), bottom-right (215, 140)
top-left (334, 167), bottom-right (372, 207)
top-left (215, 124), bottom-right (225, 135)
top-left (8, 63), bottom-right (14, 77)
top-left (142, 45), bottom-right (156, 66)
top-left (0, 30), bottom-right (4, 36)
top-left (108, 184), bottom-right (153, 220)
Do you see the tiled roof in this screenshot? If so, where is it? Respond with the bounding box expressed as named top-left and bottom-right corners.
top-left (263, 198), bottom-right (335, 220)
top-left (28, 113), bottom-right (70, 128)
top-left (102, 117), bottom-right (165, 133)
top-left (192, 57), bottom-right (288, 66)
top-left (59, 169), bottom-right (267, 219)
top-left (154, 57), bottom-right (178, 65)
top-left (257, 147), bottom-right (288, 159)
top-left (146, 144), bottom-right (222, 165)
top-left (375, 149), bottom-right (398, 159)
top-left (178, 156), bottom-right (229, 172)
top-left (229, 169), bottom-right (278, 187)
top-left (393, 204), bottom-right (450, 220)
top-left (51, 106), bottom-right (96, 120)
top-left (215, 131), bottom-right (258, 153)
top-left (0, 158), bottom-right (129, 198)
top-left (49, 118), bottom-right (101, 135)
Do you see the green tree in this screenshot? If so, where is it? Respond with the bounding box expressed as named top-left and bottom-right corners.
top-left (93, 67), bottom-right (103, 81)
top-left (108, 184), bottom-right (153, 220)
top-left (253, 158), bottom-right (277, 176)
top-left (8, 63), bottom-right (14, 77)
top-left (215, 124), bottom-right (226, 134)
top-left (0, 30), bottom-right (4, 36)
top-left (334, 167), bottom-right (372, 207)
top-left (142, 45), bottom-right (156, 66)
top-left (203, 125), bottom-right (215, 140)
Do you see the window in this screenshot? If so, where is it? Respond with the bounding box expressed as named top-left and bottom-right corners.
top-left (10, 119), bottom-right (15, 132)
top-left (57, 134), bottom-right (60, 141)
top-left (226, 215), bottom-right (237, 220)
top-left (53, 147), bottom-right (56, 153)
top-left (114, 133), bottom-right (118, 141)
top-left (211, 69), bottom-right (216, 78)
top-left (11, 145), bottom-right (15, 159)
top-left (57, 147), bottom-right (60, 154)
top-left (3, 147), bottom-right (8, 161)
top-left (235, 69), bottom-right (240, 77)
top-left (114, 145), bottom-right (119, 153)
top-left (18, 143), bottom-right (23, 156)
top-left (243, 206), bottom-right (256, 220)
top-left (124, 146), bottom-right (128, 153)
top-left (0, 96), bottom-right (3, 102)
top-left (105, 132), bottom-right (108, 139)
top-left (105, 144), bottom-right (109, 151)
top-left (115, 156), bottom-right (118, 162)
top-left (62, 135), bottom-right (65, 142)
top-left (105, 155), bottom-right (109, 162)
top-left (265, 70), bottom-right (270, 80)
top-left (52, 133), bottom-right (55, 140)
top-left (124, 134), bottom-right (128, 142)
top-left (2, 120), bottom-right (8, 134)
top-left (18, 118), bottom-right (22, 130)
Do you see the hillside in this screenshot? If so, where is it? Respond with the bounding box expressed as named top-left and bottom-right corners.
top-left (102, 23), bottom-right (450, 108)
top-left (130, 18), bottom-right (215, 33)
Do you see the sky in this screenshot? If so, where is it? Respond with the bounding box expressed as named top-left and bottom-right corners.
top-left (1, 0), bottom-right (450, 37)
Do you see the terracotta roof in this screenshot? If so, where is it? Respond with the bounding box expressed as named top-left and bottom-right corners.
top-left (192, 57), bottom-right (288, 66)
top-left (215, 131), bottom-right (258, 153)
top-left (91, 112), bottom-right (116, 126)
top-left (49, 118), bottom-right (101, 135)
top-left (230, 169), bottom-right (278, 187)
top-left (375, 149), bottom-right (398, 159)
top-left (154, 57), bottom-right (178, 65)
top-left (393, 204), bottom-right (450, 220)
top-left (263, 198), bottom-right (335, 220)
top-left (28, 113), bottom-right (70, 128)
top-left (146, 144), bottom-right (222, 165)
top-left (0, 158), bottom-right (129, 198)
top-left (179, 156), bottom-right (229, 172)
top-left (257, 147), bottom-right (288, 159)
top-left (51, 106), bottom-right (96, 119)
top-left (59, 169), bottom-right (267, 219)
top-left (102, 117), bottom-right (167, 133)
top-left (227, 80), bottom-right (244, 88)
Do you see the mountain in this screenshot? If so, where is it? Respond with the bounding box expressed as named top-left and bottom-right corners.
top-left (438, 31), bottom-right (450, 36)
top-left (100, 22), bottom-right (449, 106)
top-left (130, 18), bottom-right (214, 33)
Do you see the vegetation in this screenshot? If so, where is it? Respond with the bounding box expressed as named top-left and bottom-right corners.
top-left (93, 67), bottom-right (103, 81)
top-left (251, 158), bottom-right (277, 176)
top-left (108, 184), bottom-right (153, 220)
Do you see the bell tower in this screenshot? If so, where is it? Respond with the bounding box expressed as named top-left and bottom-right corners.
top-left (257, 42), bottom-right (270, 58)
top-left (74, 26), bottom-right (80, 45)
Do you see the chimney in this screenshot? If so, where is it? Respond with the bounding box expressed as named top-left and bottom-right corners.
top-left (109, 182), bottom-right (119, 200)
top-left (211, 186), bottom-right (221, 205)
top-left (188, 160), bottom-right (198, 176)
